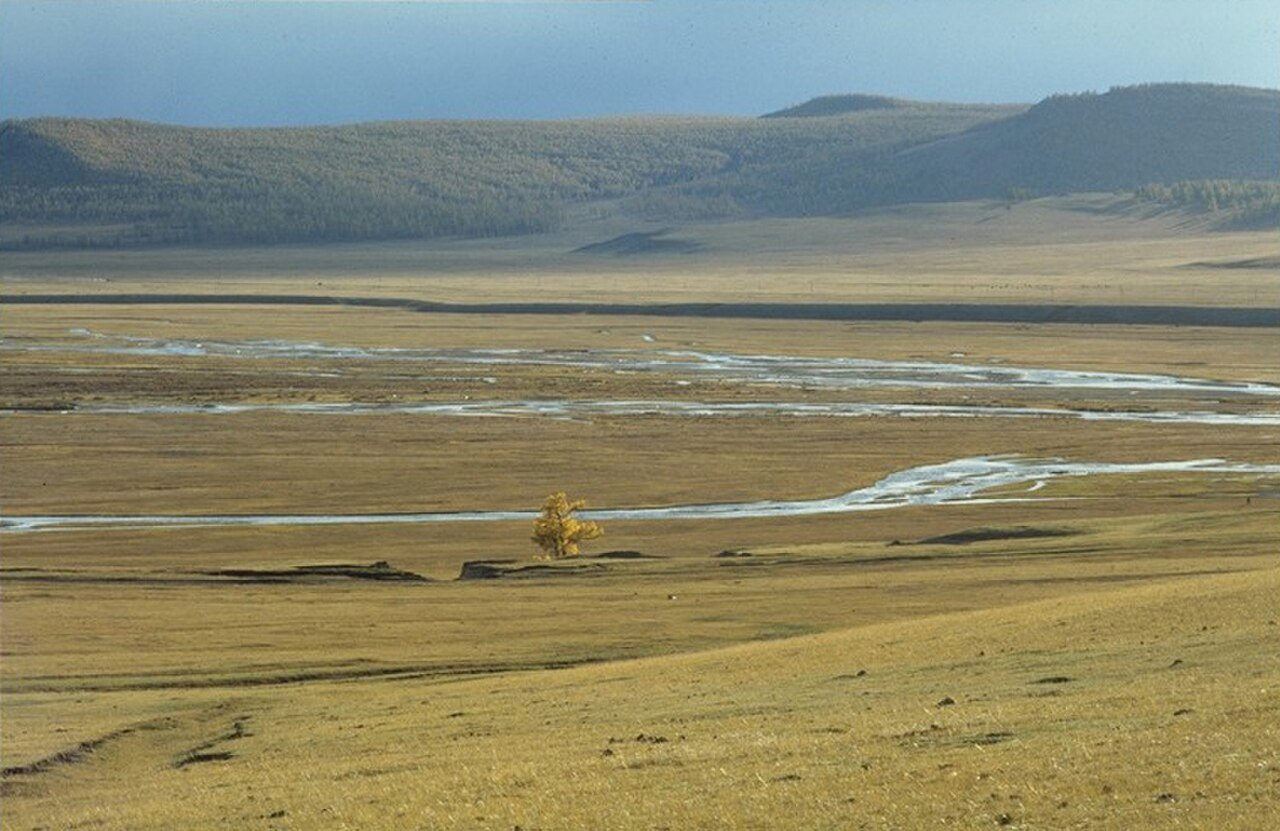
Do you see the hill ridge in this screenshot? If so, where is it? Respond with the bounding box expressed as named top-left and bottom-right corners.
top-left (2, 82), bottom-right (1276, 248)
top-left (761, 93), bottom-right (907, 118)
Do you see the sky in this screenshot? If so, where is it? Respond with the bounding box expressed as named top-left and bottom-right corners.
top-left (2, 0), bottom-right (1277, 126)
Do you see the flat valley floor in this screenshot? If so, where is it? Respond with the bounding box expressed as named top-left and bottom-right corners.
top-left (2, 200), bottom-right (1279, 829)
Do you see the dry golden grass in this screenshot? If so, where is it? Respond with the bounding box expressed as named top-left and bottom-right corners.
top-left (2, 410), bottom-right (1275, 557)
top-left (2, 203), bottom-right (1279, 828)
top-left (3, 196), bottom-right (1277, 308)
top-left (6, 306), bottom-right (1280, 388)
top-left (4, 552), bottom-right (1277, 829)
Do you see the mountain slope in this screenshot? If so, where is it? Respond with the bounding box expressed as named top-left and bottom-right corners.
top-left (883, 83), bottom-right (1280, 201)
top-left (1, 83), bottom-right (1276, 249)
top-left (669, 83), bottom-right (1280, 217)
top-left (0, 104), bottom-right (1013, 247)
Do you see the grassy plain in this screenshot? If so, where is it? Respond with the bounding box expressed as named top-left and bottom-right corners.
top-left (4, 196), bottom-right (1279, 307)
top-left (2, 200), bottom-right (1279, 828)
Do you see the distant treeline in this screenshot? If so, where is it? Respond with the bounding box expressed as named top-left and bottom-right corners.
top-left (0, 106), bottom-right (1013, 248)
top-left (1134, 180), bottom-right (1280, 228)
top-left (1, 182), bottom-right (563, 247)
top-left (1, 83), bottom-right (1277, 249)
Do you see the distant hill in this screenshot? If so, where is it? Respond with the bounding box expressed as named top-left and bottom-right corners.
top-left (0, 104), bottom-right (1011, 248)
top-left (879, 83), bottom-right (1280, 201)
top-left (761, 94), bottom-right (902, 118)
top-left (1, 83), bottom-right (1276, 249)
top-left (660, 83), bottom-right (1280, 218)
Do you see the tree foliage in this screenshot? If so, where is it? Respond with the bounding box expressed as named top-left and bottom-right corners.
top-left (1135, 179), bottom-right (1280, 227)
top-left (531, 492), bottom-right (604, 560)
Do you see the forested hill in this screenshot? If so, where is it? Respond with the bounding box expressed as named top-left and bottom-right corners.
top-left (0, 102), bottom-right (1014, 247)
top-left (659, 84), bottom-right (1280, 219)
top-left (760, 94), bottom-right (903, 118)
top-left (1, 83), bottom-right (1276, 249)
top-left (875, 83), bottom-right (1280, 202)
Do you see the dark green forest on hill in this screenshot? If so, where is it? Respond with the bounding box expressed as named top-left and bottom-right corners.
top-left (1134, 179), bottom-right (1280, 228)
top-left (761, 94), bottom-right (904, 118)
top-left (1, 84), bottom-right (1276, 249)
top-left (654, 84), bottom-right (1280, 218)
top-left (0, 103), bottom-right (1011, 247)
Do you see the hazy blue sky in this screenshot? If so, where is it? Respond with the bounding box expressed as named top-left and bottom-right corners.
top-left (2, 0), bottom-right (1277, 125)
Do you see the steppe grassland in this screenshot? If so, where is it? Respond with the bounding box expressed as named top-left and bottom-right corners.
top-left (2, 204), bottom-right (1279, 828)
top-left (3, 197), bottom-right (1278, 307)
top-left (4, 564), bottom-right (1278, 829)
top-left (6, 305), bottom-right (1280, 385)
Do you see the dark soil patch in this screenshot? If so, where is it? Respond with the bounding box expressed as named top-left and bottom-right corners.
top-left (457, 559), bottom-right (520, 580)
top-left (174, 751), bottom-right (235, 767)
top-left (204, 561), bottom-right (429, 583)
top-left (607, 733), bottom-right (679, 745)
top-left (1187, 256), bottom-right (1280, 270)
top-left (828, 669), bottom-right (869, 681)
top-left (573, 230), bottom-right (702, 256)
top-left (18, 658), bottom-right (601, 694)
top-left (2, 718), bottom-right (174, 777)
top-left (9, 294), bottom-right (1276, 328)
top-left (920, 526), bottom-right (1079, 545)
top-left (593, 550), bottom-right (663, 560)
top-left (457, 560), bottom-right (608, 580)
top-left (173, 716), bottom-right (252, 769)
top-left (967, 731), bottom-right (1015, 746)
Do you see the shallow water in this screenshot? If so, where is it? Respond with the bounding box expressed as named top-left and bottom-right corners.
top-left (7, 332), bottom-right (1279, 398)
top-left (4, 456), bottom-right (1276, 533)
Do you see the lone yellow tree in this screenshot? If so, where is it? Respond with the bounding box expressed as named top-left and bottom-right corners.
top-left (531, 492), bottom-right (604, 559)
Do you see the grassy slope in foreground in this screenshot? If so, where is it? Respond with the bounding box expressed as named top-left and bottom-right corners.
top-left (2, 565), bottom-right (1276, 829)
